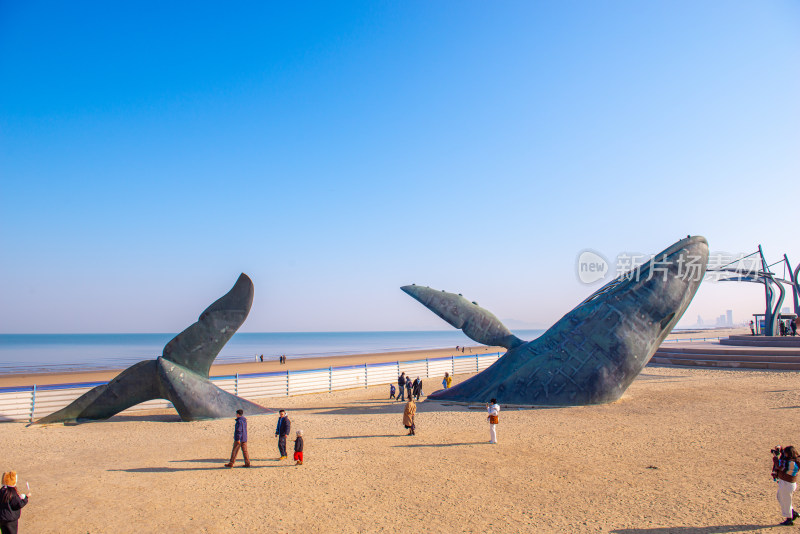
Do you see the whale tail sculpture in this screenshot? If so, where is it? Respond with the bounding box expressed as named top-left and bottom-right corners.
top-left (404, 235), bottom-right (708, 406)
top-left (36, 274), bottom-right (273, 423)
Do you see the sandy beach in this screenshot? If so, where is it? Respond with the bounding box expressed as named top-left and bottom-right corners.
top-left (3, 343), bottom-right (795, 532)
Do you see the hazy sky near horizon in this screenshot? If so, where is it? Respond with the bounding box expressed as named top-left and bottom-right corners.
top-left (1, 2), bottom-right (799, 334)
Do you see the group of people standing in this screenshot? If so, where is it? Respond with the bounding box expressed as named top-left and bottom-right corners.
top-left (779, 319), bottom-right (798, 337)
top-left (393, 371), bottom-right (500, 444)
top-left (224, 408), bottom-right (304, 468)
top-left (392, 372), bottom-right (423, 402)
top-left (749, 319), bottom-right (798, 336)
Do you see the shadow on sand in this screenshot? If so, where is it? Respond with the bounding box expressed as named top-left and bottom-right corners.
top-left (319, 435), bottom-right (399, 440)
top-left (610, 525), bottom-right (771, 534)
top-left (391, 442), bottom-right (486, 448)
top-left (109, 462), bottom-right (292, 473)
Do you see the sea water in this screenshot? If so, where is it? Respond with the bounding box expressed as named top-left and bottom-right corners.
top-left (0, 330), bottom-right (545, 374)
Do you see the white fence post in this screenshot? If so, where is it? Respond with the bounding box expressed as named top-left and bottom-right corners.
top-left (364, 364), bottom-right (368, 388)
top-left (426, 358), bottom-right (429, 378)
top-left (329, 366), bottom-right (333, 393)
top-left (30, 385), bottom-right (36, 423)
top-left (286, 370), bottom-right (290, 396)
top-left (235, 373), bottom-right (239, 396)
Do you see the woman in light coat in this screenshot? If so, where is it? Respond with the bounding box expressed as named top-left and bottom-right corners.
top-left (403, 398), bottom-right (416, 436)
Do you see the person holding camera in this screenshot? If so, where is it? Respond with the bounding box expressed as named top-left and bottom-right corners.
top-left (487, 398), bottom-right (500, 444)
top-left (774, 445), bottom-right (800, 526)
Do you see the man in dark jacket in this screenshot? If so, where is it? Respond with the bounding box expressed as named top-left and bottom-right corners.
top-left (397, 373), bottom-right (406, 402)
top-left (275, 409), bottom-right (292, 460)
top-left (225, 409), bottom-right (251, 468)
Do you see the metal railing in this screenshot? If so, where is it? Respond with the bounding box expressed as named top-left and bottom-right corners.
top-left (0, 352), bottom-right (502, 422)
top-left (662, 336), bottom-right (724, 343)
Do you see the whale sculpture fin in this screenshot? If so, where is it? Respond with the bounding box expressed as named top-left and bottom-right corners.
top-left (157, 359), bottom-right (271, 421)
top-left (35, 360), bottom-right (162, 424)
top-left (35, 273), bottom-right (268, 424)
top-left (401, 285), bottom-right (523, 349)
top-left (161, 273), bottom-right (254, 378)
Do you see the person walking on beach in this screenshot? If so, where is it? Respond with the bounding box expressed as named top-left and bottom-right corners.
top-left (750, 320), bottom-right (755, 335)
top-left (0, 471), bottom-right (29, 534)
top-left (487, 398), bottom-right (500, 444)
top-left (776, 446), bottom-right (800, 525)
top-left (389, 384), bottom-right (396, 400)
top-left (275, 409), bottom-right (292, 460)
top-left (294, 430), bottom-right (304, 466)
top-left (412, 377), bottom-right (423, 400)
top-left (406, 378), bottom-right (413, 401)
top-left (224, 409), bottom-right (251, 468)
top-left (442, 372), bottom-right (452, 389)
top-left (403, 398), bottom-right (416, 436)
top-left (397, 373), bottom-right (406, 402)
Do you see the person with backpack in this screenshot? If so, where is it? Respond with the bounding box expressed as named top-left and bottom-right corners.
top-left (776, 445), bottom-right (800, 525)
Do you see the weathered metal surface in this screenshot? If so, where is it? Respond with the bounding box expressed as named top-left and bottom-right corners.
top-left (415, 236), bottom-right (708, 406)
top-left (36, 274), bottom-right (272, 423)
top-left (400, 286), bottom-right (523, 350)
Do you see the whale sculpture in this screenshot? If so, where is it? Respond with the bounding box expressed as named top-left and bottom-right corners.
top-left (36, 273), bottom-right (272, 423)
top-left (403, 236), bottom-right (708, 406)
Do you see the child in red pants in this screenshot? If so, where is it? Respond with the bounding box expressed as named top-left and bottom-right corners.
top-left (294, 429), bottom-right (304, 465)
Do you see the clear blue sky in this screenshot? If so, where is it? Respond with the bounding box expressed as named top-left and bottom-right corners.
top-left (1, 2), bottom-right (798, 334)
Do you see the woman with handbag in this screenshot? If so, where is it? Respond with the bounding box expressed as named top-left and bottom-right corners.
top-left (487, 398), bottom-right (500, 444)
top-left (776, 446), bottom-right (800, 526)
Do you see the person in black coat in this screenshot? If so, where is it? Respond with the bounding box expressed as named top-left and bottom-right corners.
top-left (0, 471), bottom-right (29, 534)
top-left (412, 377), bottom-right (423, 400)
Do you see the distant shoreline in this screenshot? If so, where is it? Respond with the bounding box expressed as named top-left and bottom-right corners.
top-left (0, 326), bottom-right (748, 388)
top-left (0, 345), bottom-right (501, 388)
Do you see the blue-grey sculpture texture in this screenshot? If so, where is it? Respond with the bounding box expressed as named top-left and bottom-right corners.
top-left (37, 274), bottom-right (272, 423)
top-left (404, 236), bottom-right (708, 406)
